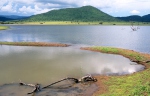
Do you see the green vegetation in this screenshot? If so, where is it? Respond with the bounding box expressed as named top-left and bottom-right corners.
top-left (0, 26), bottom-right (9, 30)
top-left (90, 47), bottom-right (148, 62)
top-left (0, 41), bottom-right (69, 47)
top-left (81, 46), bottom-right (150, 96)
top-left (0, 6), bottom-right (150, 25)
top-left (24, 6), bottom-right (120, 22)
top-left (101, 69), bottom-right (150, 96)
top-left (5, 21), bottom-right (150, 25)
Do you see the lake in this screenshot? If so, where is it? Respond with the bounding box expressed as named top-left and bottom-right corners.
top-left (0, 25), bottom-right (148, 95)
top-left (0, 45), bottom-right (144, 85)
top-left (0, 25), bottom-right (150, 53)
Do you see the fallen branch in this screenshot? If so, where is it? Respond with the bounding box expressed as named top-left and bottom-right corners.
top-left (42, 78), bottom-right (78, 89)
top-left (19, 81), bottom-right (41, 94)
top-left (27, 84), bottom-right (41, 94)
top-left (19, 75), bottom-right (97, 95)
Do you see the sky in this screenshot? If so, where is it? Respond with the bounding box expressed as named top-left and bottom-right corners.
top-left (0, 0), bottom-right (150, 17)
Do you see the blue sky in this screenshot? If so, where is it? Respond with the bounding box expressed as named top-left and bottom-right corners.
top-left (0, 0), bottom-right (150, 17)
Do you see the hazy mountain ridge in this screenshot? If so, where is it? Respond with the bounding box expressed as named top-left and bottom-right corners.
top-left (0, 16), bottom-right (14, 21)
top-left (0, 15), bottom-right (29, 21)
top-left (117, 14), bottom-right (150, 22)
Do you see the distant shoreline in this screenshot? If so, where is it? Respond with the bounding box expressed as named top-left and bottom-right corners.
top-left (1, 21), bottom-right (150, 26)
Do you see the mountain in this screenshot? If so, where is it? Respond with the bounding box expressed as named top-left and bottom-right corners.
top-left (3, 15), bottom-right (29, 19)
top-left (0, 16), bottom-right (14, 21)
top-left (117, 15), bottom-right (142, 22)
top-left (117, 14), bottom-right (150, 22)
top-left (142, 14), bottom-right (150, 22)
top-left (0, 15), bottom-right (29, 21)
top-left (25, 6), bottom-right (119, 22)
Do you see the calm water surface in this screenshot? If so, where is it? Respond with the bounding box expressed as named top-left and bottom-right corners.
top-left (0, 25), bottom-right (150, 53)
top-left (0, 45), bottom-right (144, 85)
top-left (0, 25), bottom-right (147, 95)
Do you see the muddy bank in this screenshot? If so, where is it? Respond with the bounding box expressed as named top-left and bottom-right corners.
top-left (0, 81), bottom-right (98, 96)
top-left (0, 42), bottom-right (70, 47)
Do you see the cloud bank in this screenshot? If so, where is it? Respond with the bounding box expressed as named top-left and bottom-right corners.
top-left (0, 0), bottom-right (150, 16)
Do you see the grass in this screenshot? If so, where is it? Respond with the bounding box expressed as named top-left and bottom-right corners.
top-left (0, 41), bottom-right (69, 47)
top-left (101, 68), bottom-right (150, 96)
top-left (0, 26), bottom-right (9, 30)
top-left (2, 21), bottom-right (150, 25)
top-left (89, 46), bottom-right (149, 62)
top-left (81, 46), bottom-right (150, 96)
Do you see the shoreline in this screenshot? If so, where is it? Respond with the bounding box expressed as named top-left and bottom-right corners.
top-left (1, 21), bottom-right (150, 26)
top-left (0, 42), bottom-right (70, 47)
top-left (0, 43), bottom-right (149, 95)
top-left (81, 47), bottom-right (150, 96)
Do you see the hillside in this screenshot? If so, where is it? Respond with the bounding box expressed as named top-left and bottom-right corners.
top-left (2, 15), bottom-right (29, 19)
top-left (0, 16), bottom-right (14, 21)
top-left (142, 14), bottom-right (150, 22)
top-left (117, 14), bottom-right (150, 22)
top-left (25, 6), bottom-right (119, 22)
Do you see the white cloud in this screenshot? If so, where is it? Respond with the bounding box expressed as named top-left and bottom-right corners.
top-left (130, 10), bottom-right (140, 14)
top-left (1, 2), bottom-right (16, 13)
top-left (19, 5), bottom-right (50, 15)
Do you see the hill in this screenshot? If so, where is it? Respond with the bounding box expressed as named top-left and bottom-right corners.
top-left (0, 16), bottom-right (14, 21)
top-left (0, 15), bottom-right (29, 21)
top-left (142, 14), bottom-right (150, 22)
top-left (117, 14), bottom-right (150, 22)
top-left (3, 15), bottom-right (29, 19)
top-left (25, 6), bottom-right (119, 22)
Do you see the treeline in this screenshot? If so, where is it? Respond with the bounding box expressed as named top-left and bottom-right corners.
top-left (0, 16), bottom-right (14, 21)
top-left (117, 14), bottom-right (150, 22)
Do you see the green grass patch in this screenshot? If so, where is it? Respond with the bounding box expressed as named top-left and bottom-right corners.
top-left (91, 46), bottom-right (148, 62)
top-left (101, 68), bottom-right (150, 96)
top-left (0, 26), bottom-right (9, 30)
top-left (93, 47), bottom-right (119, 54)
top-left (0, 41), bottom-right (69, 47)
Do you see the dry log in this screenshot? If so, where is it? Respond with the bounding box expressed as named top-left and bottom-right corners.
top-left (19, 75), bottom-right (97, 94)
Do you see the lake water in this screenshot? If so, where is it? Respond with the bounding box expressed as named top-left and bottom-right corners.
top-left (0, 25), bottom-right (150, 53)
top-left (0, 25), bottom-right (148, 95)
top-left (0, 45), bottom-right (144, 86)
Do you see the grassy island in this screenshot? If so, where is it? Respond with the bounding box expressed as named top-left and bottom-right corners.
top-left (81, 47), bottom-right (150, 96)
top-left (0, 42), bottom-right (69, 47)
top-left (0, 26), bottom-right (9, 30)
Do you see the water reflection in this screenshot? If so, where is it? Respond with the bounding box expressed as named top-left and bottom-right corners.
top-left (0, 46), bottom-right (144, 85)
top-left (0, 25), bottom-right (150, 53)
